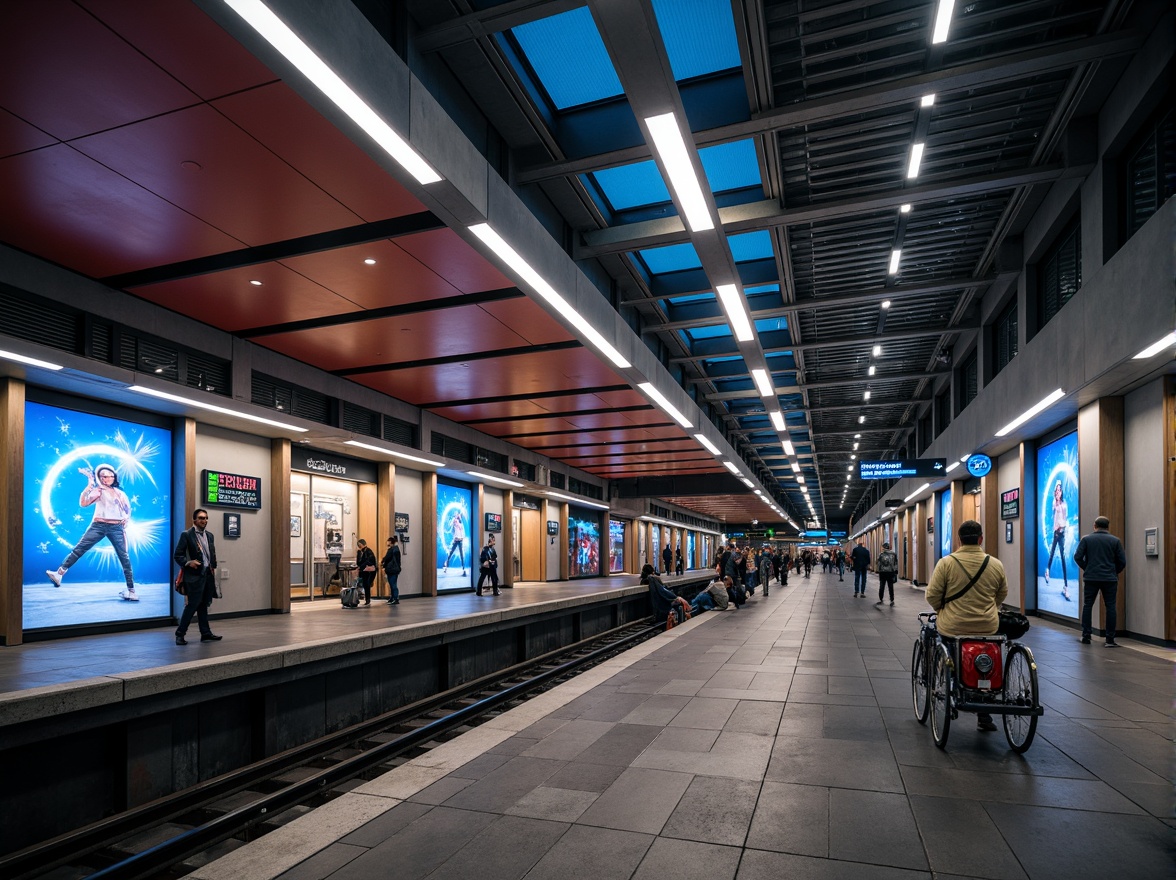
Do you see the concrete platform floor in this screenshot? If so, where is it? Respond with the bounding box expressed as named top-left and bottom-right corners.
top-left (0, 576), bottom-right (655, 695)
top-left (189, 570), bottom-right (1175, 880)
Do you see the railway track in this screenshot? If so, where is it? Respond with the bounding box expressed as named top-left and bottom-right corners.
top-left (3, 618), bottom-right (666, 880)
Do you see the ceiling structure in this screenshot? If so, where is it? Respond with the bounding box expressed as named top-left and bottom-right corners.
top-left (0, 0), bottom-right (1152, 532)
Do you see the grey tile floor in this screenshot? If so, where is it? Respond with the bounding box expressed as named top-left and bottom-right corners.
top-left (261, 571), bottom-right (1174, 880)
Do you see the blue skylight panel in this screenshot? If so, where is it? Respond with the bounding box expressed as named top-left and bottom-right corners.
top-left (637, 241), bottom-right (701, 274)
top-left (698, 140), bottom-right (761, 192)
top-left (651, 0), bottom-right (742, 81)
top-left (511, 8), bottom-right (623, 110)
top-left (728, 230), bottom-right (774, 263)
top-left (685, 324), bottom-right (731, 341)
top-left (756, 317), bottom-right (789, 335)
top-left (586, 160), bottom-right (670, 212)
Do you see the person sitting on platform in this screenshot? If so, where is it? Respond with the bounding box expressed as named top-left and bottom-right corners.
top-left (642, 563), bottom-right (690, 624)
top-left (704, 575), bottom-right (732, 611)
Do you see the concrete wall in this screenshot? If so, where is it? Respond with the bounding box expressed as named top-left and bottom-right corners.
top-left (1124, 379), bottom-right (1166, 638)
top-left (393, 468), bottom-right (424, 598)
top-left (191, 425), bottom-right (272, 615)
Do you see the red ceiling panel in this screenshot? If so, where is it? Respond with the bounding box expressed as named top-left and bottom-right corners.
top-left (79, 0), bottom-right (276, 101)
top-left (426, 400), bottom-right (556, 421)
top-left (569, 452), bottom-right (715, 466)
top-left (0, 144), bottom-right (243, 278)
top-left (72, 104), bottom-right (362, 246)
top-left (213, 83), bottom-right (428, 222)
top-left (395, 228), bottom-right (514, 294)
top-left (477, 298), bottom-right (582, 346)
top-left (353, 348), bottom-right (624, 405)
top-left (130, 263), bottom-right (359, 331)
top-left (0, 0), bottom-right (198, 141)
top-left (278, 240), bottom-right (463, 310)
top-left (256, 304), bottom-right (535, 371)
top-left (537, 439), bottom-right (701, 458)
top-left (0, 108), bottom-right (55, 159)
top-left (427, 389), bottom-right (646, 422)
top-left (511, 426), bottom-right (685, 449)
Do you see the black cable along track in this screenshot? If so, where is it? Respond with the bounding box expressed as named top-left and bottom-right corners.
top-left (3, 618), bottom-right (667, 880)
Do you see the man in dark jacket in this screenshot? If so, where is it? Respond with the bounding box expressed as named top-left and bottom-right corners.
top-left (355, 539), bottom-right (377, 605)
top-left (662, 544), bottom-right (673, 575)
top-left (174, 508), bottom-right (220, 645)
top-left (642, 564), bottom-right (689, 623)
top-left (850, 540), bottom-right (871, 597)
top-left (1074, 516), bottom-right (1127, 646)
top-left (477, 534), bottom-right (500, 596)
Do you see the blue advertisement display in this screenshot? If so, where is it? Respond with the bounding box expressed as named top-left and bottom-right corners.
top-left (24, 401), bottom-right (172, 629)
top-left (686, 532), bottom-right (695, 571)
top-left (608, 519), bottom-right (625, 572)
top-left (436, 480), bottom-right (473, 591)
top-left (1036, 432), bottom-right (1080, 618)
top-left (569, 507), bottom-right (601, 577)
top-left (939, 489), bottom-right (953, 559)
top-left (651, 525), bottom-right (661, 571)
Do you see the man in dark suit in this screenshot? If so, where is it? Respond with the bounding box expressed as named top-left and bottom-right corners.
top-left (174, 508), bottom-right (221, 645)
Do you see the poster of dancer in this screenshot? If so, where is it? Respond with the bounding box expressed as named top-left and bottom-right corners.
top-left (1036, 432), bottom-right (1080, 618)
top-left (24, 400), bottom-right (172, 629)
top-left (568, 508), bottom-right (601, 578)
top-left (436, 480), bottom-right (473, 591)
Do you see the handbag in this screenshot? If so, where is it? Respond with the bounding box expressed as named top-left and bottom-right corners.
top-left (174, 568), bottom-right (186, 596)
top-left (998, 610), bottom-right (1031, 639)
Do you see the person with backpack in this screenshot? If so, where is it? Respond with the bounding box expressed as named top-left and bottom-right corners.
top-left (875, 542), bottom-right (899, 606)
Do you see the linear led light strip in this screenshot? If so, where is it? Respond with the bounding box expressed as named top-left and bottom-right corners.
top-left (345, 440), bottom-right (444, 467)
top-left (130, 385), bottom-right (308, 432)
top-left (0, 349), bottom-right (63, 371)
top-left (469, 224), bottom-right (630, 369)
top-left (637, 382), bottom-right (692, 428)
top-left (994, 388), bottom-right (1065, 437)
top-left (931, 0), bottom-right (956, 44)
top-left (643, 112), bottom-right (714, 233)
top-left (1134, 330), bottom-right (1176, 359)
top-left (770, 410), bottom-right (786, 431)
top-left (694, 433), bottom-right (720, 455)
top-left (546, 490), bottom-right (608, 510)
top-left (223, 0), bottom-right (440, 185)
top-left (752, 368), bottom-right (773, 397)
top-left (715, 284), bottom-right (754, 342)
top-left (904, 482), bottom-right (930, 503)
top-left (467, 469), bottom-right (523, 488)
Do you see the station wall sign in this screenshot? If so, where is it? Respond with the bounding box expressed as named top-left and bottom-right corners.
top-left (859, 459), bottom-right (947, 480)
top-left (1000, 488), bottom-right (1020, 519)
top-left (485, 512), bottom-right (502, 532)
top-left (203, 469), bottom-right (262, 510)
top-left (966, 454), bottom-right (993, 477)
top-left (394, 512), bottom-right (410, 531)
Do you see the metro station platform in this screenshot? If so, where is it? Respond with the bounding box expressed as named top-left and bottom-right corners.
top-left (188, 571), bottom-right (1174, 880)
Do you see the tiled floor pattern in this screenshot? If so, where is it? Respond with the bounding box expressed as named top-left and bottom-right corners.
top-left (190, 572), bottom-right (1175, 880)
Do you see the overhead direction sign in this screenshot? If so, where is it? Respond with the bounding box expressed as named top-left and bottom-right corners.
top-left (858, 459), bottom-right (948, 480)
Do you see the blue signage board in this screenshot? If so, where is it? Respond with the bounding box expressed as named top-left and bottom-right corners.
top-left (965, 454), bottom-right (993, 477)
top-left (858, 459), bottom-right (947, 480)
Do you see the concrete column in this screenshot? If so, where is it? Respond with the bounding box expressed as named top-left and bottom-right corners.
top-left (423, 472), bottom-right (437, 596)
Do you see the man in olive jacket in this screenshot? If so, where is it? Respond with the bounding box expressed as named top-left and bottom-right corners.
top-left (924, 519), bottom-right (1007, 731)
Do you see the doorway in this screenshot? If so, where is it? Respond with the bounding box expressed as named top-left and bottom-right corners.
top-left (520, 507), bottom-right (542, 580)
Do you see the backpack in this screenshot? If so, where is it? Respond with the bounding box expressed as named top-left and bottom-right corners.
top-left (340, 584), bottom-right (361, 608)
top-left (878, 551), bottom-right (898, 575)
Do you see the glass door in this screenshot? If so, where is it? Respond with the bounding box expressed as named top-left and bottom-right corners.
top-left (290, 476), bottom-right (311, 599)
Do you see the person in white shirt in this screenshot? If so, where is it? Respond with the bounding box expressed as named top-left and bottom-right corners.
top-left (45, 462), bottom-right (137, 601)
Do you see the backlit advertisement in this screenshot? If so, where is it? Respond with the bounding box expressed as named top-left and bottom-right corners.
top-left (436, 480), bottom-right (473, 592)
top-left (651, 524), bottom-right (661, 572)
top-left (24, 400), bottom-right (173, 629)
top-left (939, 489), bottom-right (953, 559)
top-left (1036, 432), bottom-right (1079, 618)
top-left (686, 532), bottom-right (695, 571)
top-left (609, 519), bottom-right (625, 572)
top-left (569, 507), bottom-right (601, 578)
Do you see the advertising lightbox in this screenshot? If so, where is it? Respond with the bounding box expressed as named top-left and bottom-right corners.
top-left (569, 507), bottom-right (602, 578)
top-left (436, 480), bottom-right (473, 592)
top-left (1036, 432), bottom-right (1079, 618)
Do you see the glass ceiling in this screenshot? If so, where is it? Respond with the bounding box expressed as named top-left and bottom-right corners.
top-left (509, 7), bottom-right (621, 110)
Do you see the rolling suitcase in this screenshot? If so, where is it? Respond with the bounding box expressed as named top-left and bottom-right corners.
top-left (340, 584), bottom-right (360, 608)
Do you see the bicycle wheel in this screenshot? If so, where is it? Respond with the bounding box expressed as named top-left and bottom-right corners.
top-left (1002, 644), bottom-right (1039, 753)
top-left (930, 645), bottom-right (952, 749)
top-left (912, 637), bottom-right (929, 724)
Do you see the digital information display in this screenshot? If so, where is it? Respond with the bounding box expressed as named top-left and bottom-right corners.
top-left (485, 512), bottom-right (502, 532)
top-left (858, 459), bottom-right (947, 480)
top-left (203, 469), bottom-right (262, 509)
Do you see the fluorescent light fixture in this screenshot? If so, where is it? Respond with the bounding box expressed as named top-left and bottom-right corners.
top-left (1132, 331), bottom-right (1176, 359)
top-left (881, 300), bottom-right (891, 310)
top-left (644, 112), bottom-right (714, 232)
top-left (931, 0), bottom-right (956, 44)
top-left (790, 461), bottom-right (801, 473)
top-left (995, 388), bottom-right (1065, 437)
top-left (546, 490), bottom-right (609, 510)
top-left (868, 365), bottom-right (876, 376)
top-left (850, 454), bottom-right (857, 460)
top-left (752, 368), bottom-right (773, 396)
top-left (921, 93), bottom-right (936, 107)
top-left (900, 203), bottom-right (912, 214)
top-left (637, 381), bottom-right (692, 428)
top-left (904, 482), bottom-right (930, 502)
top-left (907, 142), bottom-right (926, 178)
top-left (469, 224), bottom-right (630, 369)
top-left (797, 476), bottom-right (805, 484)
top-left (854, 433), bottom-right (861, 439)
top-left (715, 284), bottom-right (755, 342)
top-left (694, 433), bottom-right (720, 455)
top-left (344, 439), bottom-right (444, 466)
top-left (863, 390), bottom-right (871, 401)
top-left (467, 470), bottom-right (524, 488)
top-left (754, 489), bottom-right (763, 495)
top-left (130, 385), bottom-right (308, 432)
top-left (945, 461), bottom-right (960, 472)
top-left (741, 478), bottom-right (755, 488)
top-left (858, 415), bottom-right (866, 424)
top-left (770, 410), bottom-right (786, 431)
top-left (853, 442), bottom-right (859, 450)
top-left (223, 0), bottom-right (440, 185)
top-left (0, 349), bottom-right (63, 371)
top-left (782, 440), bottom-right (795, 456)
top-left (873, 345), bottom-right (882, 357)
top-left (888, 249), bottom-right (902, 275)
top-left (723, 460), bottom-right (741, 475)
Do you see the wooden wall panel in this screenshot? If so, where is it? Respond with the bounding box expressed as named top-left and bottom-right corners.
top-left (0, 379), bottom-right (24, 645)
top-left (270, 439), bottom-right (290, 612)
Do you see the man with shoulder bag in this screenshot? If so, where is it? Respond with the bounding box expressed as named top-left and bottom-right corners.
top-left (925, 520), bottom-right (1011, 732)
top-left (173, 508), bottom-right (221, 645)
top-left (875, 542), bottom-right (899, 606)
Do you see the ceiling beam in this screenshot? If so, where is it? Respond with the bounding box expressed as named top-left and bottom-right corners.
top-left (695, 369), bottom-right (951, 394)
top-left (672, 323), bottom-right (978, 364)
top-left (416, 0), bottom-right (583, 52)
top-left (516, 30), bottom-right (1145, 184)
